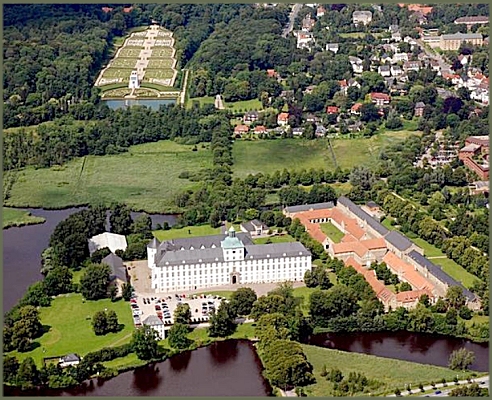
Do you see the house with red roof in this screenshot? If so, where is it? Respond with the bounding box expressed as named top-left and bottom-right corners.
top-left (234, 125), bottom-right (249, 135)
top-left (277, 112), bottom-right (290, 126)
top-left (351, 103), bottom-right (363, 115)
top-left (370, 92), bottom-right (391, 106)
top-left (326, 106), bottom-right (339, 115)
top-left (254, 125), bottom-right (267, 134)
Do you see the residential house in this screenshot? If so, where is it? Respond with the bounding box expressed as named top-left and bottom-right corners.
top-left (88, 232), bottom-right (127, 256)
top-left (370, 92), bottom-right (391, 106)
top-left (403, 60), bottom-right (421, 72)
top-left (380, 53), bottom-right (392, 64)
top-left (315, 124), bottom-right (327, 137)
top-left (458, 54), bottom-right (471, 66)
top-left (143, 315), bottom-right (167, 339)
top-left (326, 43), bottom-right (339, 54)
top-left (348, 120), bottom-right (363, 132)
top-left (389, 24), bottom-right (399, 33)
top-left (326, 106), bottom-right (339, 115)
top-left (234, 125), bottom-right (249, 135)
top-left (391, 32), bottom-right (402, 42)
top-left (392, 52), bottom-right (408, 63)
top-left (240, 219), bottom-right (269, 236)
top-left (351, 103), bottom-right (363, 115)
top-left (430, 60), bottom-right (440, 72)
top-left (254, 125), bottom-right (267, 134)
top-left (347, 78), bottom-right (361, 90)
top-left (470, 88), bottom-right (489, 105)
top-left (352, 11), bottom-right (372, 26)
top-left (390, 65), bottom-right (403, 77)
top-left (59, 354), bottom-right (81, 368)
top-left (339, 79), bottom-right (348, 95)
top-left (102, 253), bottom-right (128, 297)
top-left (378, 65), bottom-right (391, 77)
top-left (302, 14), bottom-right (316, 31)
top-left (317, 6), bottom-right (326, 17)
top-left (414, 102), bottom-right (426, 117)
top-left (243, 111), bottom-right (259, 124)
top-left (349, 56), bottom-right (364, 74)
top-left (266, 69), bottom-right (278, 79)
top-left (305, 113), bottom-right (318, 123)
top-left (277, 112), bottom-right (289, 126)
top-left (303, 85), bottom-right (316, 94)
top-left (296, 31), bottom-right (315, 50)
top-left (292, 127), bottom-right (304, 136)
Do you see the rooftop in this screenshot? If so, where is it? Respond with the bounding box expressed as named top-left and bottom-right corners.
top-left (88, 232), bottom-right (128, 256)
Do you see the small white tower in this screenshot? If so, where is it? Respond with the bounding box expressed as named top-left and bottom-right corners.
top-left (129, 70), bottom-right (140, 89)
top-left (147, 237), bottom-right (160, 269)
top-left (220, 226), bottom-right (245, 262)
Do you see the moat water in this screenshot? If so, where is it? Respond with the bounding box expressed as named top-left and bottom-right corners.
top-left (103, 98), bottom-right (177, 110)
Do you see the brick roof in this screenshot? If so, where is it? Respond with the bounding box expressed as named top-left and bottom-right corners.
top-left (370, 92), bottom-right (391, 101)
top-left (383, 252), bottom-right (434, 292)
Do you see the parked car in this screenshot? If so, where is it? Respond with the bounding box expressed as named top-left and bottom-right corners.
top-left (435, 390), bottom-right (441, 395)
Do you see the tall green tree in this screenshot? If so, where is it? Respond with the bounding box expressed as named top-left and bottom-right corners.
top-left (168, 323), bottom-right (192, 350)
top-left (174, 303), bottom-right (192, 325)
top-left (44, 266), bottom-right (73, 296)
top-left (92, 311), bottom-right (108, 336)
top-left (229, 287), bottom-right (257, 316)
top-left (16, 357), bottom-right (40, 390)
top-left (131, 325), bottom-right (160, 360)
top-left (448, 348), bottom-right (475, 371)
top-left (208, 301), bottom-right (237, 337)
top-left (110, 204), bottom-right (133, 235)
top-left (79, 263), bottom-right (111, 300)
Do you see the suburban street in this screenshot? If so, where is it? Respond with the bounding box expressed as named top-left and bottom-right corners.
top-left (416, 39), bottom-right (451, 73)
top-left (282, 3), bottom-right (302, 38)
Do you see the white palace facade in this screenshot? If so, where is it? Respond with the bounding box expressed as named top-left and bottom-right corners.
top-left (147, 227), bottom-right (312, 293)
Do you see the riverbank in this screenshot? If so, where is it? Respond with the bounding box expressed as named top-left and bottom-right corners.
top-left (2, 207), bottom-right (46, 229)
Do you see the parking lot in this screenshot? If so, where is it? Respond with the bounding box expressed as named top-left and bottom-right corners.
top-left (130, 292), bottom-right (224, 328)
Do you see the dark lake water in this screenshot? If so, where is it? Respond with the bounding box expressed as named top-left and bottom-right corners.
top-left (103, 98), bottom-right (177, 110)
top-left (2, 207), bottom-right (177, 311)
top-left (309, 331), bottom-right (489, 372)
top-left (3, 340), bottom-right (273, 397)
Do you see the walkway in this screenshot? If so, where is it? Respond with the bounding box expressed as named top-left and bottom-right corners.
top-left (387, 376), bottom-right (489, 397)
top-left (282, 3), bottom-right (302, 38)
top-left (180, 69), bottom-right (189, 105)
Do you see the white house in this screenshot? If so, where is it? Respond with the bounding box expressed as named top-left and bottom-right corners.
top-left (128, 70), bottom-right (140, 89)
top-left (59, 354), bottom-right (81, 368)
top-left (392, 52), bottom-right (408, 63)
top-left (378, 65), bottom-right (391, 77)
top-left (353, 11), bottom-right (372, 26)
top-left (326, 43), bottom-right (339, 54)
top-left (88, 232), bottom-right (128, 256)
top-left (147, 227), bottom-right (312, 293)
top-left (143, 315), bottom-right (168, 339)
top-left (349, 56), bottom-right (364, 74)
top-left (240, 219), bottom-right (269, 236)
top-left (390, 65), bottom-right (403, 77)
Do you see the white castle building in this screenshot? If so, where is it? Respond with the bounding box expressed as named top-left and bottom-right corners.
top-left (129, 70), bottom-right (140, 89)
top-left (147, 227), bottom-right (312, 293)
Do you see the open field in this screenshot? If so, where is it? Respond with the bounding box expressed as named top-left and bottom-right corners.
top-left (320, 222), bottom-right (344, 243)
top-left (151, 48), bottom-right (174, 58)
top-left (301, 344), bottom-right (478, 397)
top-left (7, 293), bottom-right (134, 367)
top-left (232, 132), bottom-right (415, 178)
top-left (153, 225), bottom-right (221, 241)
top-left (102, 68), bottom-right (133, 79)
top-left (225, 99), bottom-right (263, 111)
top-left (148, 58), bottom-right (175, 68)
top-left (118, 48), bottom-right (142, 58)
top-left (6, 141), bottom-right (211, 213)
top-left (109, 58), bottom-right (139, 69)
top-left (144, 69), bottom-right (175, 79)
top-left (187, 96), bottom-right (216, 108)
top-left (2, 207), bottom-right (46, 229)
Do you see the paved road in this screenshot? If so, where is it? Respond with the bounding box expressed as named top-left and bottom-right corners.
top-left (387, 376), bottom-right (489, 397)
top-left (282, 3), bottom-right (302, 38)
top-left (416, 39), bottom-right (451, 73)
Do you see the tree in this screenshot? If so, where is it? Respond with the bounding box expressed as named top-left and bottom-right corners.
top-left (131, 214), bottom-right (153, 239)
top-left (79, 263), bottom-right (111, 300)
top-left (168, 323), bottom-right (192, 350)
top-left (229, 287), bottom-right (257, 316)
top-left (360, 103), bottom-right (381, 122)
top-left (446, 286), bottom-right (466, 310)
top-left (109, 285), bottom-right (118, 302)
top-left (174, 303), bottom-right (192, 325)
top-left (122, 283), bottom-right (134, 301)
top-left (106, 310), bottom-right (119, 333)
top-left (44, 266), bottom-right (73, 296)
top-left (20, 281), bottom-right (51, 307)
top-left (309, 286), bottom-right (360, 327)
top-left (131, 325), bottom-right (160, 360)
top-left (208, 301), bottom-right (237, 337)
top-left (458, 306), bottom-right (472, 320)
top-left (3, 355), bottom-right (20, 384)
top-left (11, 306), bottom-right (43, 345)
top-left (448, 348), bottom-right (475, 371)
top-left (408, 303), bottom-right (434, 332)
top-left (92, 311), bottom-right (108, 335)
top-left (110, 203), bottom-right (133, 235)
top-left (16, 357), bottom-right (40, 390)
top-left (449, 383), bottom-right (489, 397)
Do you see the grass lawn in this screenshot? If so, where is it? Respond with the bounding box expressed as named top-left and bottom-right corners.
top-left (7, 293), bottom-right (134, 367)
top-left (187, 96), bottom-right (216, 109)
top-left (2, 207), bottom-right (45, 229)
top-left (411, 238), bottom-right (445, 258)
top-left (253, 234), bottom-right (296, 244)
top-left (71, 270), bottom-right (84, 285)
top-left (463, 314), bottom-right (489, 328)
top-left (232, 132), bottom-right (415, 178)
top-left (225, 99), bottom-right (263, 111)
top-left (188, 322), bottom-right (256, 342)
top-left (153, 224), bottom-right (221, 241)
top-left (301, 344), bottom-right (477, 397)
top-left (320, 222), bottom-right (344, 243)
top-left (6, 140), bottom-right (212, 213)
top-left (431, 258), bottom-right (481, 289)
top-left (192, 291), bottom-right (234, 299)
top-left (102, 352), bottom-right (146, 370)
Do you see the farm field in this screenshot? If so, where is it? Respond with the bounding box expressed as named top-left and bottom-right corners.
top-left (6, 140), bottom-right (212, 213)
top-left (232, 131), bottom-right (415, 178)
top-left (6, 293), bottom-right (134, 367)
top-left (302, 344), bottom-right (478, 397)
